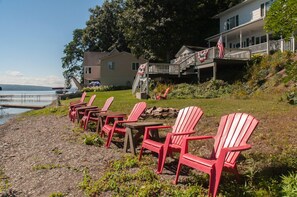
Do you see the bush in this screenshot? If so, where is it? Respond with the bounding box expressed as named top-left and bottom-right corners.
top-left (281, 172), bottom-right (297, 196)
top-left (286, 91), bottom-right (297, 105)
top-left (167, 80), bottom-right (232, 99)
top-left (82, 85), bottom-right (130, 92)
top-left (82, 133), bottom-right (103, 146)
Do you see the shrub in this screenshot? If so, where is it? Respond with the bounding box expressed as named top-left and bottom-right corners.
top-left (168, 80), bottom-right (232, 99)
top-left (281, 172), bottom-right (297, 197)
top-left (286, 90), bottom-right (297, 105)
top-left (82, 133), bottom-right (103, 146)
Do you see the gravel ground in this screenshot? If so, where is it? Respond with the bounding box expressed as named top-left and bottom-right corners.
top-left (0, 115), bottom-right (122, 197)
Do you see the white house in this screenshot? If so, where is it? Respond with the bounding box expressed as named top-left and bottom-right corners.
top-left (206, 0), bottom-right (295, 54)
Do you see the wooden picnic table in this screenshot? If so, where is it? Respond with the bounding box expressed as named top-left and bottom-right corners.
top-left (123, 121), bottom-right (163, 155)
top-left (95, 111), bottom-right (127, 134)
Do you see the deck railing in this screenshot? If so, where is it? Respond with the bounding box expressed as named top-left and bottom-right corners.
top-left (148, 63), bottom-right (180, 75)
top-left (244, 38), bottom-right (294, 54)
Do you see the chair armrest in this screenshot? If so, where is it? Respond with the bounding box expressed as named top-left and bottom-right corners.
top-left (105, 115), bottom-right (126, 124)
top-left (143, 125), bottom-right (172, 140)
top-left (85, 108), bottom-right (100, 115)
top-left (216, 144), bottom-right (252, 168)
top-left (70, 103), bottom-right (87, 108)
top-left (180, 136), bottom-right (215, 154)
top-left (77, 106), bottom-right (97, 111)
top-left (70, 101), bottom-right (86, 106)
top-left (221, 144), bottom-right (252, 153)
top-left (170, 130), bottom-right (195, 136)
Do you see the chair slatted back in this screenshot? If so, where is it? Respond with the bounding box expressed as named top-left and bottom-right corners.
top-left (80, 92), bottom-right (87, 103)
top-left (101, 97), bottom-right (114, 112)
top-left (213, 113), bottom-right (259, 165)
top-left (86, 95), bottom-right (96, 107)
top-left (171, 106), bottom-right (203, 145)
top-left (163, 87), bottom-right (170, 98)
top-left (127, 102), bottom-right (147, 121)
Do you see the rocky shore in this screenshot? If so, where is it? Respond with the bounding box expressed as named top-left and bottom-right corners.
top-left (0, 115), bottom-right (122, 196)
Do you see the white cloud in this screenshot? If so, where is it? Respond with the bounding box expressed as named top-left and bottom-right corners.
top-left (0, 71), bottom-right (65, 87)
top-left (6, 70), bottom-right (24, 77)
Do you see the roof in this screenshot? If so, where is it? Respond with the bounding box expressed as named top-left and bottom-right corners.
top-left (175, 45), bottom-right (206, 57)
top-left (213, 0), bottom-right (258, 18)
top-left (82, 51), bottom-right (109, 66)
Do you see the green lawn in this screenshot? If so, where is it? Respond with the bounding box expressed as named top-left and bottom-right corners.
top-left (34, 89), bottom-right (297, 196)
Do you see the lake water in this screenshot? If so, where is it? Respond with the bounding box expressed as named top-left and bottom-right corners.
top-left (0, 91), bottom-right (57, 125)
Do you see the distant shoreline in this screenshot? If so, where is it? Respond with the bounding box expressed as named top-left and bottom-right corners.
top-left (0, 84), bottom-right (53, 91)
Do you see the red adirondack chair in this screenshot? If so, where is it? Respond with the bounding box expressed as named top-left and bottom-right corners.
top-left (68, 92), bottom-right (87, 118)
top-left (70, 91), bottom-right (87, 105)
top-left (173, 113), bottom-right (259, 197)
top-left (80, 97), bottom-right (114, 130)
top-left (139, 106), bottom-right (204, 174)
top-left (101, 102), bottom-right (147, 148)
top-left (156, 87), bottom-right (170, 100)
top-left (69, 95), bottom-right (97, 122)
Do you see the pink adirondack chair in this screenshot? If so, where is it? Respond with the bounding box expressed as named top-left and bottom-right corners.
top-left (156, 87), bottom-right (170, 100)
top-left (174, 113), bottom-right (259, 197)
top-left (80, 97), bottom-right (114, 130)
top-left (69, 95), bottom-right (97, 122)
top-left (139, 106), bottom-right (204, 174)
top-left (68, 92), bottom-right (87, 118)
top-left (101, 102), bottom-right (147, 148)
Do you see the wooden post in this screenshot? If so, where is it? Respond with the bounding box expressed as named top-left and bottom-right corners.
top-left (213, 62), bottom-right (217, 80)
top-left (266, 33), bottom-right (270, 54)
top-left (197, 68), bottom-right (200, 83)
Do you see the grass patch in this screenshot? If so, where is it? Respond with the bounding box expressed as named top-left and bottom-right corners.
top-left (32, 164), bottom-right (63, 171)
top-left (48, 192), bottom-right (65, 197)
top-left (0, 167), bottom-right (10, 193)
top-left (79, 155), bottom-right (207, 196)
top-left (82, 133), bottom-right (103, 146)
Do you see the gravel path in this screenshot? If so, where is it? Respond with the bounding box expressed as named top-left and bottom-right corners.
top-left (0, 115), bottom-right (122, 197)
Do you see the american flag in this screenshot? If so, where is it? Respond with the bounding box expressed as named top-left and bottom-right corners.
top-left (217, 35), bottom-right (224, 58)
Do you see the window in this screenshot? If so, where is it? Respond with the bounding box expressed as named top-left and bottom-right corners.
top-left (256, 37), bottom-right (260, 44)
top-left (85, 67), bottom-right (91, 74)
top-left (261, 1), bottom-right (274, 17)
top-left (261, 35), bottom-right (267, 43)
top-left (260, 3), bottom-right (265, 17)
top-left (108, 61), bottom-right (115, 70)
top-left (229, 43), bottom-right (232, 48)
top-left (226, 15), bottom-right (239, 30)
top-left (131, 62), bottom-right (140, 70)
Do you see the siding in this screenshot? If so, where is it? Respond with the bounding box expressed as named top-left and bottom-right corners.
top-left (100, 53), bottom-right (146, 87)
top-left (219, 0), bottom-right (270, 33)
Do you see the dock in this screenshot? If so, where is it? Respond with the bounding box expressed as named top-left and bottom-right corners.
top-left (0, 104), bottom-right (45, 110)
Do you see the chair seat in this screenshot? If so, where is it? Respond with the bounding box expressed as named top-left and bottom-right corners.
top-left (183, 153), bottom-right (216, 167)
top-left (143, 139), bottom-right (163, 148)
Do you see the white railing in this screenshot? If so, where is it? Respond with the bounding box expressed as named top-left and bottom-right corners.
top-left (245, 38), bottom-right (294, 54)
top-left (223, 48), bottom-right (251, 60)
top-left (148, 63), bottom-right (180, 75)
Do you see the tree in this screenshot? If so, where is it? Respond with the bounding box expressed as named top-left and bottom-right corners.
top-left (264, 0), bottom-right (297, 40)
top-left (120, 0), bottom-right (221, 62)
top-left (61, 29), bottom-right (86, 87)
top-left (83, 0), bottom-right (128, 51)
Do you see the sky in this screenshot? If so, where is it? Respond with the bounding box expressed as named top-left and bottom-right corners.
top-left (0, 0), bottom-right (102, 87)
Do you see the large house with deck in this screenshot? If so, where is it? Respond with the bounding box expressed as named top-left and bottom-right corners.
top-left (206, 0), bottom-right (295, 54)
top-left (83, 49), bottom-right (146, 87)
top-left (146, 0), bottom-right (295, 83)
